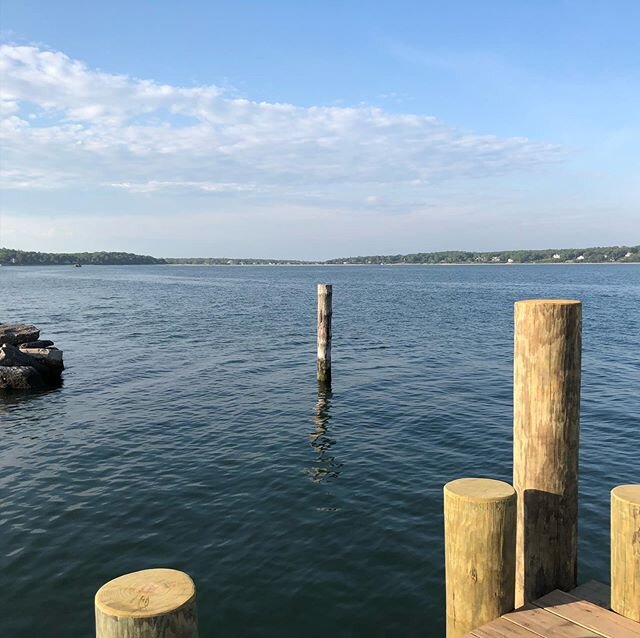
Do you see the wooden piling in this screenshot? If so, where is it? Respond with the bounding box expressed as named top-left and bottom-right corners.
top-left (95, 568), bottom-right (198, 638)
top-left (444, 478), bottom-right (516, 638)
top-left (317, 283), bottom-right (332, 384)
top-left (611, 484), bottom-right (640, 622)
top-left (513, 299), bottom-right (582, 606)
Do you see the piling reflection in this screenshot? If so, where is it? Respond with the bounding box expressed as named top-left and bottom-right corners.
top-left (306, 385), bottom-right (342, 482)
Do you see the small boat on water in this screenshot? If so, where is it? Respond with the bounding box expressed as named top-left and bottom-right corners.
top-left (74, 262), bottom-right (82, 268)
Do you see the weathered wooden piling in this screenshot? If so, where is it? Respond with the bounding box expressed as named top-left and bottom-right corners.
top-left (513, 299), bottom-right (582, 606)
top-left (95, 568), bottom-right (198, 638)
top-left (317, 283), bottom-right (332, 384)
top-left (611, 484), bottom-right (640, 622)
top-left (444, 478), bottom-right (516, 638)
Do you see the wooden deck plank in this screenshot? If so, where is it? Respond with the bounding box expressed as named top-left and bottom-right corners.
top-left (502, 602), bottom-right (605, 637)
top-left (463, 581), bottom-right (640, 638)
top-left (535, 590), bottom-right (640, 638)
top-left (469, 617), bottom-right (546, 637)
top-left (569, 581), bottom-right (611, 609)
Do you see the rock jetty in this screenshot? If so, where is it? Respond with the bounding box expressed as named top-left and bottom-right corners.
top-left (0, 323), bottom-right (64, 391)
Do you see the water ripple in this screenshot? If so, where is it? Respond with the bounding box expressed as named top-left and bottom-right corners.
top-left (1, 264), bottom-right (639, 637)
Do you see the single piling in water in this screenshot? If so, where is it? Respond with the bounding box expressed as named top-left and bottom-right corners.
top-left (513, 299), bottom-right (582, 606)
top-left (317, 283), bottom-right (332, 384)
top-left (444, 478), bottom-right (516, 638)
top-left (611, 484), bottom-right (640, 622)
top-left (95, 568), bottom-right (198, 638)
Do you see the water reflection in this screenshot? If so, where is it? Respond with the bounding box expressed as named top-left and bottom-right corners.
top-left (306, 385), bottom-right (342, 482)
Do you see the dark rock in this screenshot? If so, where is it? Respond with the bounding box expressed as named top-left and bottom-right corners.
top-left (0, 325), bottom-right (64, 391)
top-left (20, 340), bottom-right (54, 348)
top-left (0, 366), bottom-right (46, 391)
top-left (0, 323), bottom-right (40, 346)
top-left (0, 343), bottom-right (39, 367)
top-left (18, 346), bottom-right (64, 372)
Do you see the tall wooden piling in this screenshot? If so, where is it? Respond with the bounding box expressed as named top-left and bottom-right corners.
top-left (317, 284), bottom-right (332, 384)
top-left (611, 484), bottom-right (640, 622)
top-left (513, 299), bottom-right (582, 606)
top-left (95, 568), bottom-right (198, 638)
top-left (444, 478), bottom-right (516, 638)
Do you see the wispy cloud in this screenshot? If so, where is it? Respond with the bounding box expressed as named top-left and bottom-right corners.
top-left (0, 44), bottom-right (589, 257)
top-left (107, 180), bottom-right (260, 194)
top-left (0, 44), bottom-right (563, 199)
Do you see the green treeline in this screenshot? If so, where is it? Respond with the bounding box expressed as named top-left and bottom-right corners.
top-left (1, 245), bottom-right (638, 266)
top-left (0, 248), bottom-right (165, 266)
top-left (326, 245), bottom-right (640, 265)
top-left (165, 257), bottom-right (309, 265)
top-left (0, 248), bottom-right (307, 266)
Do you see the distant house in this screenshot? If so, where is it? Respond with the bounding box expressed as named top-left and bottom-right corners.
top-left (507, 258), bottom-right (514, 263)
top-left (553, 254), bottom-right (561, 259)
top-left (491, 256), bottom-right (501, 262)
top-left (625, 252), bottom-right (632, 258)
top-left (576, 255), bottom-right (585, 261)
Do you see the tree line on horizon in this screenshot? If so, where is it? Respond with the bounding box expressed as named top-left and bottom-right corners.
top-left (0, 248), bottom-right (304, 266)
top-left (0, 249), bottom-right (164, 266)
top-left (1, 245), bottom-right (638, 266)
top-left (327, 245), bottom-right (640, 264)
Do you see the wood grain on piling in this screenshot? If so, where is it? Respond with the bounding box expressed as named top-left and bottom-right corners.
top-left (444, 478), bottom-right (516, 638)
top-left (317, 283), bottom-right (332, 384)
top-left (95, 568), bottom-right (198, 638)
top-left (513, 299), bottom-right (582, 606)
top-left (612, 484), bottom-right (640, 622)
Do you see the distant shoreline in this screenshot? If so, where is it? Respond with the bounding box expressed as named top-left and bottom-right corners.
top-left (160, 261), bottom-right (639, 266)
top-left (2, 244), bottom-right (638, 266)
top-left (2, 261), bottom-right (639, 267)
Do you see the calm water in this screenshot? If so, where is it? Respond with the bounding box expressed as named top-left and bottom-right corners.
top-left (1, 264), bottom-right (638, 637)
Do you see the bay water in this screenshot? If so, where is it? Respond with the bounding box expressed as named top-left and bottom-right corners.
top-left (1, 264), bottom-right (638, 637)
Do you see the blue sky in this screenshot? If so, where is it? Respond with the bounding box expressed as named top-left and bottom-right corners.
top-left (0, 1), bottom-right (638, 258)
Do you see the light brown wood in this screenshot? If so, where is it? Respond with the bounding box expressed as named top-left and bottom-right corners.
top-left (317, 283), bottom-right (332, 384)
top-left (513, 299), bottom-right (582, 606)
top-left (95, 568), bottom-right (198, 638)
top-left (503, 602), bottom-right (602, 637)
top-left (444, 478), bottom-right (517, 638)
top-left (569, 580), bottom-right (611, 609)
top-left (612, 484), bottom-right (640, 622)
top-left (467, 581), bottom-right (640, 638)
top-left (469, 617), bottom-right (541, 637)
top-left (535, 589), bottom-right (640, 638)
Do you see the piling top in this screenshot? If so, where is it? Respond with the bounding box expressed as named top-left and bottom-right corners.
top-left (515, 299), bottom-right (581, 306)
top-left (444, 478), bottom-right (515, 503)
top-left (612, 484), bottom-right (640, 505)
top-left (95, 568), bottom-right (196, 618)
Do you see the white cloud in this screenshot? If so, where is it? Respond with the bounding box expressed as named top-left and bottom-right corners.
top-left (13, 45), bottom-right (627, 257)
top-left (107, 180), bottom-right (259, 194)
top-left (0, 44), bottom-right (563, 199)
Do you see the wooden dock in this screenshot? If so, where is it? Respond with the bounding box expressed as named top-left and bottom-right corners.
top-left (465, 580), bottom-right (640, 638)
